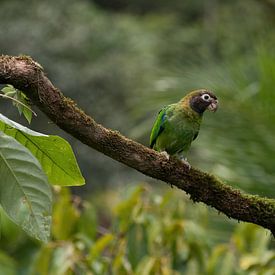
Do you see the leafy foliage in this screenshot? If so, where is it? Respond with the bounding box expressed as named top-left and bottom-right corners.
top-left (0, 0), bottom-right (275, 273)
top-left (0, 132), bottom-right (52, 242)
top-left (1, 85), bottom-right (34, 124)
top-left (0, 113), bottom-right (85, 186)
top-left (1, 185), bottom-right (274, 274)
top-left (0, 88), bottom-right (84, 241)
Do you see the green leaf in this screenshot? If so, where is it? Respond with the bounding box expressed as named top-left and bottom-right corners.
top-left (14, 91), bottom-right (33, 124)
top-left (50, 244), bottom-right (76, 275)
top-left (89, 233), bottom-right (114, 262)
top-left (127, 225), bottom-right (148, 269)
top-left (1, 85), bottom-right (16, 97)
top-left (0, 114), bottom-right (85, 186)
top-left (114, 185), bottom-right (145, 232)
top-left (52, 188), bottom-right (79, 240)
top-left (22, 105), bottom-right (33, 124)
top-left (32, 245), bottom-right (53, 275)
top-left (135, 256), bottom-right (156, 275)
top-left (0, 132), bottom-right (52, 242)
top-left (1, 85), bottom-right (33, 124)
top-left (0, 250), bottom-right (17, 275)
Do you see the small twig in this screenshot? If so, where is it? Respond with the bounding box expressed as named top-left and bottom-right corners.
top-left (0, 93), bottom-right (37, 116)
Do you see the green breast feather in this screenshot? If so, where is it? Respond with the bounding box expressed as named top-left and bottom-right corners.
top-left (150, 103), bottom-right (201, 157)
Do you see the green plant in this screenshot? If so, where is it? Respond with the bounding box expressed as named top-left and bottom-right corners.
top-left (2, 184), bottom-right (274, 274)
top-left (0, 85), bottom-right (85, 241)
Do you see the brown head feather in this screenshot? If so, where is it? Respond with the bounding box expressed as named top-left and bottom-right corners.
top-left (180, 89), bottom-right (218, 115)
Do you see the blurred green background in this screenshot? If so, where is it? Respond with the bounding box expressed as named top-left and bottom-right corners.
top-left (1, 0), bottom-right (275, 274)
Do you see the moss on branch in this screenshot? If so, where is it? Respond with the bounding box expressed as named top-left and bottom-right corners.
top-left (0, 54), bottom-right (275, 236)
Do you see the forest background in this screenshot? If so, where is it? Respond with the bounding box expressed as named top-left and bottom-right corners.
top-left (1, 0), bottom-right (275, 274)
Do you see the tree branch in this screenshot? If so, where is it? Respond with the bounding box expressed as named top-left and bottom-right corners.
top-left (0, 55), bottom-right (274, 236)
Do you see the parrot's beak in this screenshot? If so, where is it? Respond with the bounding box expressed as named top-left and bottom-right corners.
top-left (207, 99), bottom-right (218, 112)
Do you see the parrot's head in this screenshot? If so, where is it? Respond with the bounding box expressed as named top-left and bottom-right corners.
top-left (187, 89), bottom-right (218, 114)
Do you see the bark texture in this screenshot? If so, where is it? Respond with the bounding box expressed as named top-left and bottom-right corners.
top-left (0, 55), bottom-right (274, 236)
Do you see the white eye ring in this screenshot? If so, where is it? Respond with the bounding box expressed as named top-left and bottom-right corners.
top-left (201, 94), bottom-right (211, 101)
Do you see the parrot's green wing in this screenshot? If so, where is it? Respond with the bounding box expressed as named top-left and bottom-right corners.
top-left (150, 106), bottom-right (169, 148)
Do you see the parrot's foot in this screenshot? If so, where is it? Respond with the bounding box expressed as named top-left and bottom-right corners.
top-left (180, 158), bottom-right (191, 170)
top-left (160, 151), bottom-right (170, 160)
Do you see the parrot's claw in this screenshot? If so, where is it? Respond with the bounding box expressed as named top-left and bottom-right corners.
top-left (180, 158), bottom-right (191, 170)
top-left (160, 151), bottom-right (170, 160)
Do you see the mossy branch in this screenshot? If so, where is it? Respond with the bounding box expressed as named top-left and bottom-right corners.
top-left (0, 55), bottom-right (274, 236)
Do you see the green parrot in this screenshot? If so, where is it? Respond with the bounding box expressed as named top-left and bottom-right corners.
top-left (150, 89), bottom-right (218, 166)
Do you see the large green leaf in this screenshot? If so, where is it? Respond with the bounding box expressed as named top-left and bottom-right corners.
top-left (0, 114), bottom-right (85, 186)
top-left (0, 132), bottom-right (52, 242)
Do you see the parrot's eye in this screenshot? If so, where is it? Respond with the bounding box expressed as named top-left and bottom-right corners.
top-left (201, 94), bottom-right (211, 101)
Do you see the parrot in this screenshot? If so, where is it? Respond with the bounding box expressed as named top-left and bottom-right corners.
top-left (149, 89), bottom-right (218, 167)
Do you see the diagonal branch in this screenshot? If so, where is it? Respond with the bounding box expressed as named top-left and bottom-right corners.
top-left (0, 55), bottom-right (275, 236)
